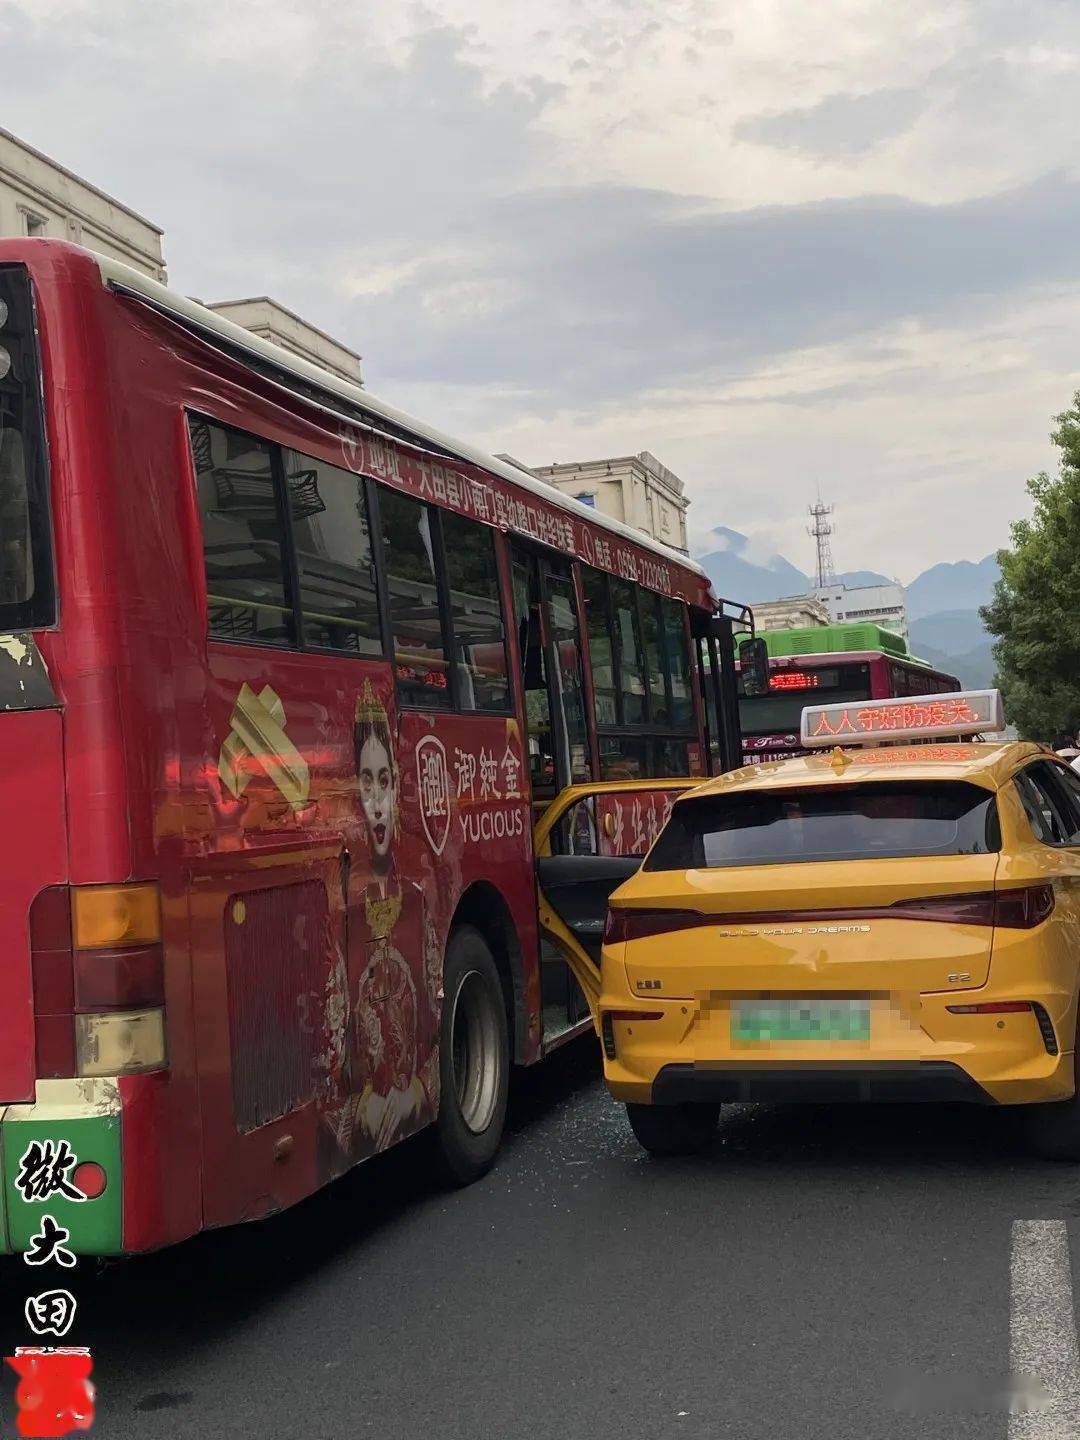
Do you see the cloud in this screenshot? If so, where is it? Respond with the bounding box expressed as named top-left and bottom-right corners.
top-left (3, 0), bottom-right (1080, 577)
top-left (735, 87), bottom-right (926, 159)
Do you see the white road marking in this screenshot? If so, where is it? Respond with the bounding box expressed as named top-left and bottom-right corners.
top-left (1010, 1220), bottom-right (1080, 1438)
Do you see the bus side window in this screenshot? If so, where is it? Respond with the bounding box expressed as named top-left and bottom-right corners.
top-left (441, 510), bottom-right (511, 711)
top-left (284, 451), bottom-right (382, 656)
top-left (611, 579), bottom-right (646, 724)
top-left (378, 488), bottom-right (451, 707)
top-left (189, 417), bottom-right (295, 647)
top-left (582, 568), bottom-right (617, 726)
top-left (660, 597), bottom-right (693, 727)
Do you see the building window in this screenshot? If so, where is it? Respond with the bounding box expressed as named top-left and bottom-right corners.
top-left (577, 492), bottom-right (596, 508)
top-left (21, 212), bottom-right (47, 239)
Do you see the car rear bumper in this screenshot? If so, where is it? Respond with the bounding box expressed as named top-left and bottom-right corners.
top-left (647, 1060), bottom-right (994, 1106)
top-left (601, 990), bottom-right (1077, 1107)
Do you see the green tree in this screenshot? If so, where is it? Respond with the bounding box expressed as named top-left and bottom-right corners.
top-left (981, 392), bottom-right (1080, 742)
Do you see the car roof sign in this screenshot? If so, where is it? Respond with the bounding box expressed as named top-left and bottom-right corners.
top-left (800, 689), bottom-right (1005, 748)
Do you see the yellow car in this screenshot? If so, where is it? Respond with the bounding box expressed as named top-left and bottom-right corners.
top-left (536, 693), bottom-right (1080, 1161)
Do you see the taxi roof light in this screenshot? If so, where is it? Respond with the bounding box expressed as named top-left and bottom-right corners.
top-left (801, 688), bottom-right (1005, 749)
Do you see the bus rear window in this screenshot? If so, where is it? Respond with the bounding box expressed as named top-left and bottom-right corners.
top-left (738, 663), bottom-right (870, 734)
top-left (643, 782), bottom-right (1000, 870)
top-left (0, 266), bottom-right (53, 630)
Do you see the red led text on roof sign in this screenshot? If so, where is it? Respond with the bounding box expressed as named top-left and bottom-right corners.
top-left (800, 689), bottom-right (1003, 748)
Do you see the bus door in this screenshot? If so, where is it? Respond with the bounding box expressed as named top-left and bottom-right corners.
top-left (509, 546), bottom-right (592, 809)
top-left (532, 780), bottom-right (697, 1026)
top-left (509, 544), bottom-right (599, 1042)
top-left (692, 601), bottom-right (749, 775)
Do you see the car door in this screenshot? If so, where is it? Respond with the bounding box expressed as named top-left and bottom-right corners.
top-left (1007, 760), bottom-right (1080, 1053)
top-left (533, 779), bottom-right (698, 1024)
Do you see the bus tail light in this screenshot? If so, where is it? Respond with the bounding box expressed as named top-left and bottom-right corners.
top-left (75, 1009), bottom-right (166, 1077)
top-left (72, 883), bottom-right (161, 949)
top-left (74, 946), bottom-right (163, 1010)
top-left (30, 883), bottom-right (166, 1079)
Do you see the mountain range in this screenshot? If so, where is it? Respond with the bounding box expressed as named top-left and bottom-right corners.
top-left (696, 528), bottom-right (1000, 688)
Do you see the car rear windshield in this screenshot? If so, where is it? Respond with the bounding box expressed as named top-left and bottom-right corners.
top-left (643, 781), bottom-right (1000, 871)
top-left (0, 265), bottom-right (53, 631)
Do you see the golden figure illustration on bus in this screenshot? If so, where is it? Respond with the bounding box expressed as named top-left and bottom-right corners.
top-left (352, 682), bottom-right (432, 1153)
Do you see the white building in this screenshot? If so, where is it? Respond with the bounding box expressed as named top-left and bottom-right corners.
top-left (0, 125), bottom-right (166, 281)
top-left (0, 127), bottom-right (363, 385)
top-left (813, 580), bottom-right (908, 643)
top-left (528, 452), bottom-right (689, 552)
top-left (207, 297), bottom-right (363, 385)
top-left (752, 594), bottom-right (830, 631)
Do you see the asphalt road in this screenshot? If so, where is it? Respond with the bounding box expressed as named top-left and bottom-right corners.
top-left (9, 1043), bottom-right (1080, 1439)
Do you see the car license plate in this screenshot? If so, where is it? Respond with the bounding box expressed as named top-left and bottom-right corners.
top-left (731, 998), bottom-right (871, 1043)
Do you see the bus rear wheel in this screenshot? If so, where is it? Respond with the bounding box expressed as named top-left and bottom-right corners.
top-left (626, 1102), bottom-right (719, 1157)
top-left (433, 925), bottom-right (509, 1185)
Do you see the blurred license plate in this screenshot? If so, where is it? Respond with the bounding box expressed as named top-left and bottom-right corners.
top-left (731, 998), bottom-right (871, 1042)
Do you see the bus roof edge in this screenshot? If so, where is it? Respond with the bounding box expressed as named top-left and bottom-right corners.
top-left (91, 251), bottom-right (707, 580)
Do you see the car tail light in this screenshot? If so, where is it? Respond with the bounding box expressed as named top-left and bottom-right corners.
top-left (602, 884), bottom-right (1055, 945)
top-left (30, 883), bottom-right (166, 1078)
top-left (603, 908), bottom-right (711, 944)
top-left (886, 892), bottom-right (999, 926)
top-left (889, 886), bottom-right (1054, 928)
top-left (946, 1001), bottom-right (1033, 1014)
top-left (992, 885), bottom-right (1055, 928)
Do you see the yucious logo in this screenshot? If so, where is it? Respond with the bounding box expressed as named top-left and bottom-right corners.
top-left (453, 737), bottom-right (526, 845)
top-left (415, 736), bottom-right (451, 856)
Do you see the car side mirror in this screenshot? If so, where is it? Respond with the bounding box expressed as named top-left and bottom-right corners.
top-left (739, 636), bottom-right (770, 696)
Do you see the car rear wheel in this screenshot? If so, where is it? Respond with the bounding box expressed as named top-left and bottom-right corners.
top-left (1024, 1040), bottom-right (1080, 1162)
top-left (626, 1101), bottom-right (719, 1156)
top-left (432, 926), bottom-right (509, 1186)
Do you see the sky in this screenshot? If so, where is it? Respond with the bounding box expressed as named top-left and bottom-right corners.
top-left (3, 0), bottom-right (1080, 580)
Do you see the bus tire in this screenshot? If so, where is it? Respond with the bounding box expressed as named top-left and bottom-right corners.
top-left (625, 1102), bottom-right (719, 1157)
top-left (432, 925), bottom-right (510, 1186)
top-left (1024, 1032), bottom-right (1080, 1162)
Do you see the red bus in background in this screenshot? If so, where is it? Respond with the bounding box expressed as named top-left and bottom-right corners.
top-left (737, 622), bottom-right (961, 764)
top-left (0, 241), bottom-right (746, 1255)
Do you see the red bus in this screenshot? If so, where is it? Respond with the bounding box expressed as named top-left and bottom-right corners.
top-left (737, 622), bottom-right (961, 764)
top-left (0, 241), bottom-right (746, 1255)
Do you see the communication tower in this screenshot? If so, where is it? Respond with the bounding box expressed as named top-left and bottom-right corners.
top-left (808, 501), bottom-right (835, 588)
